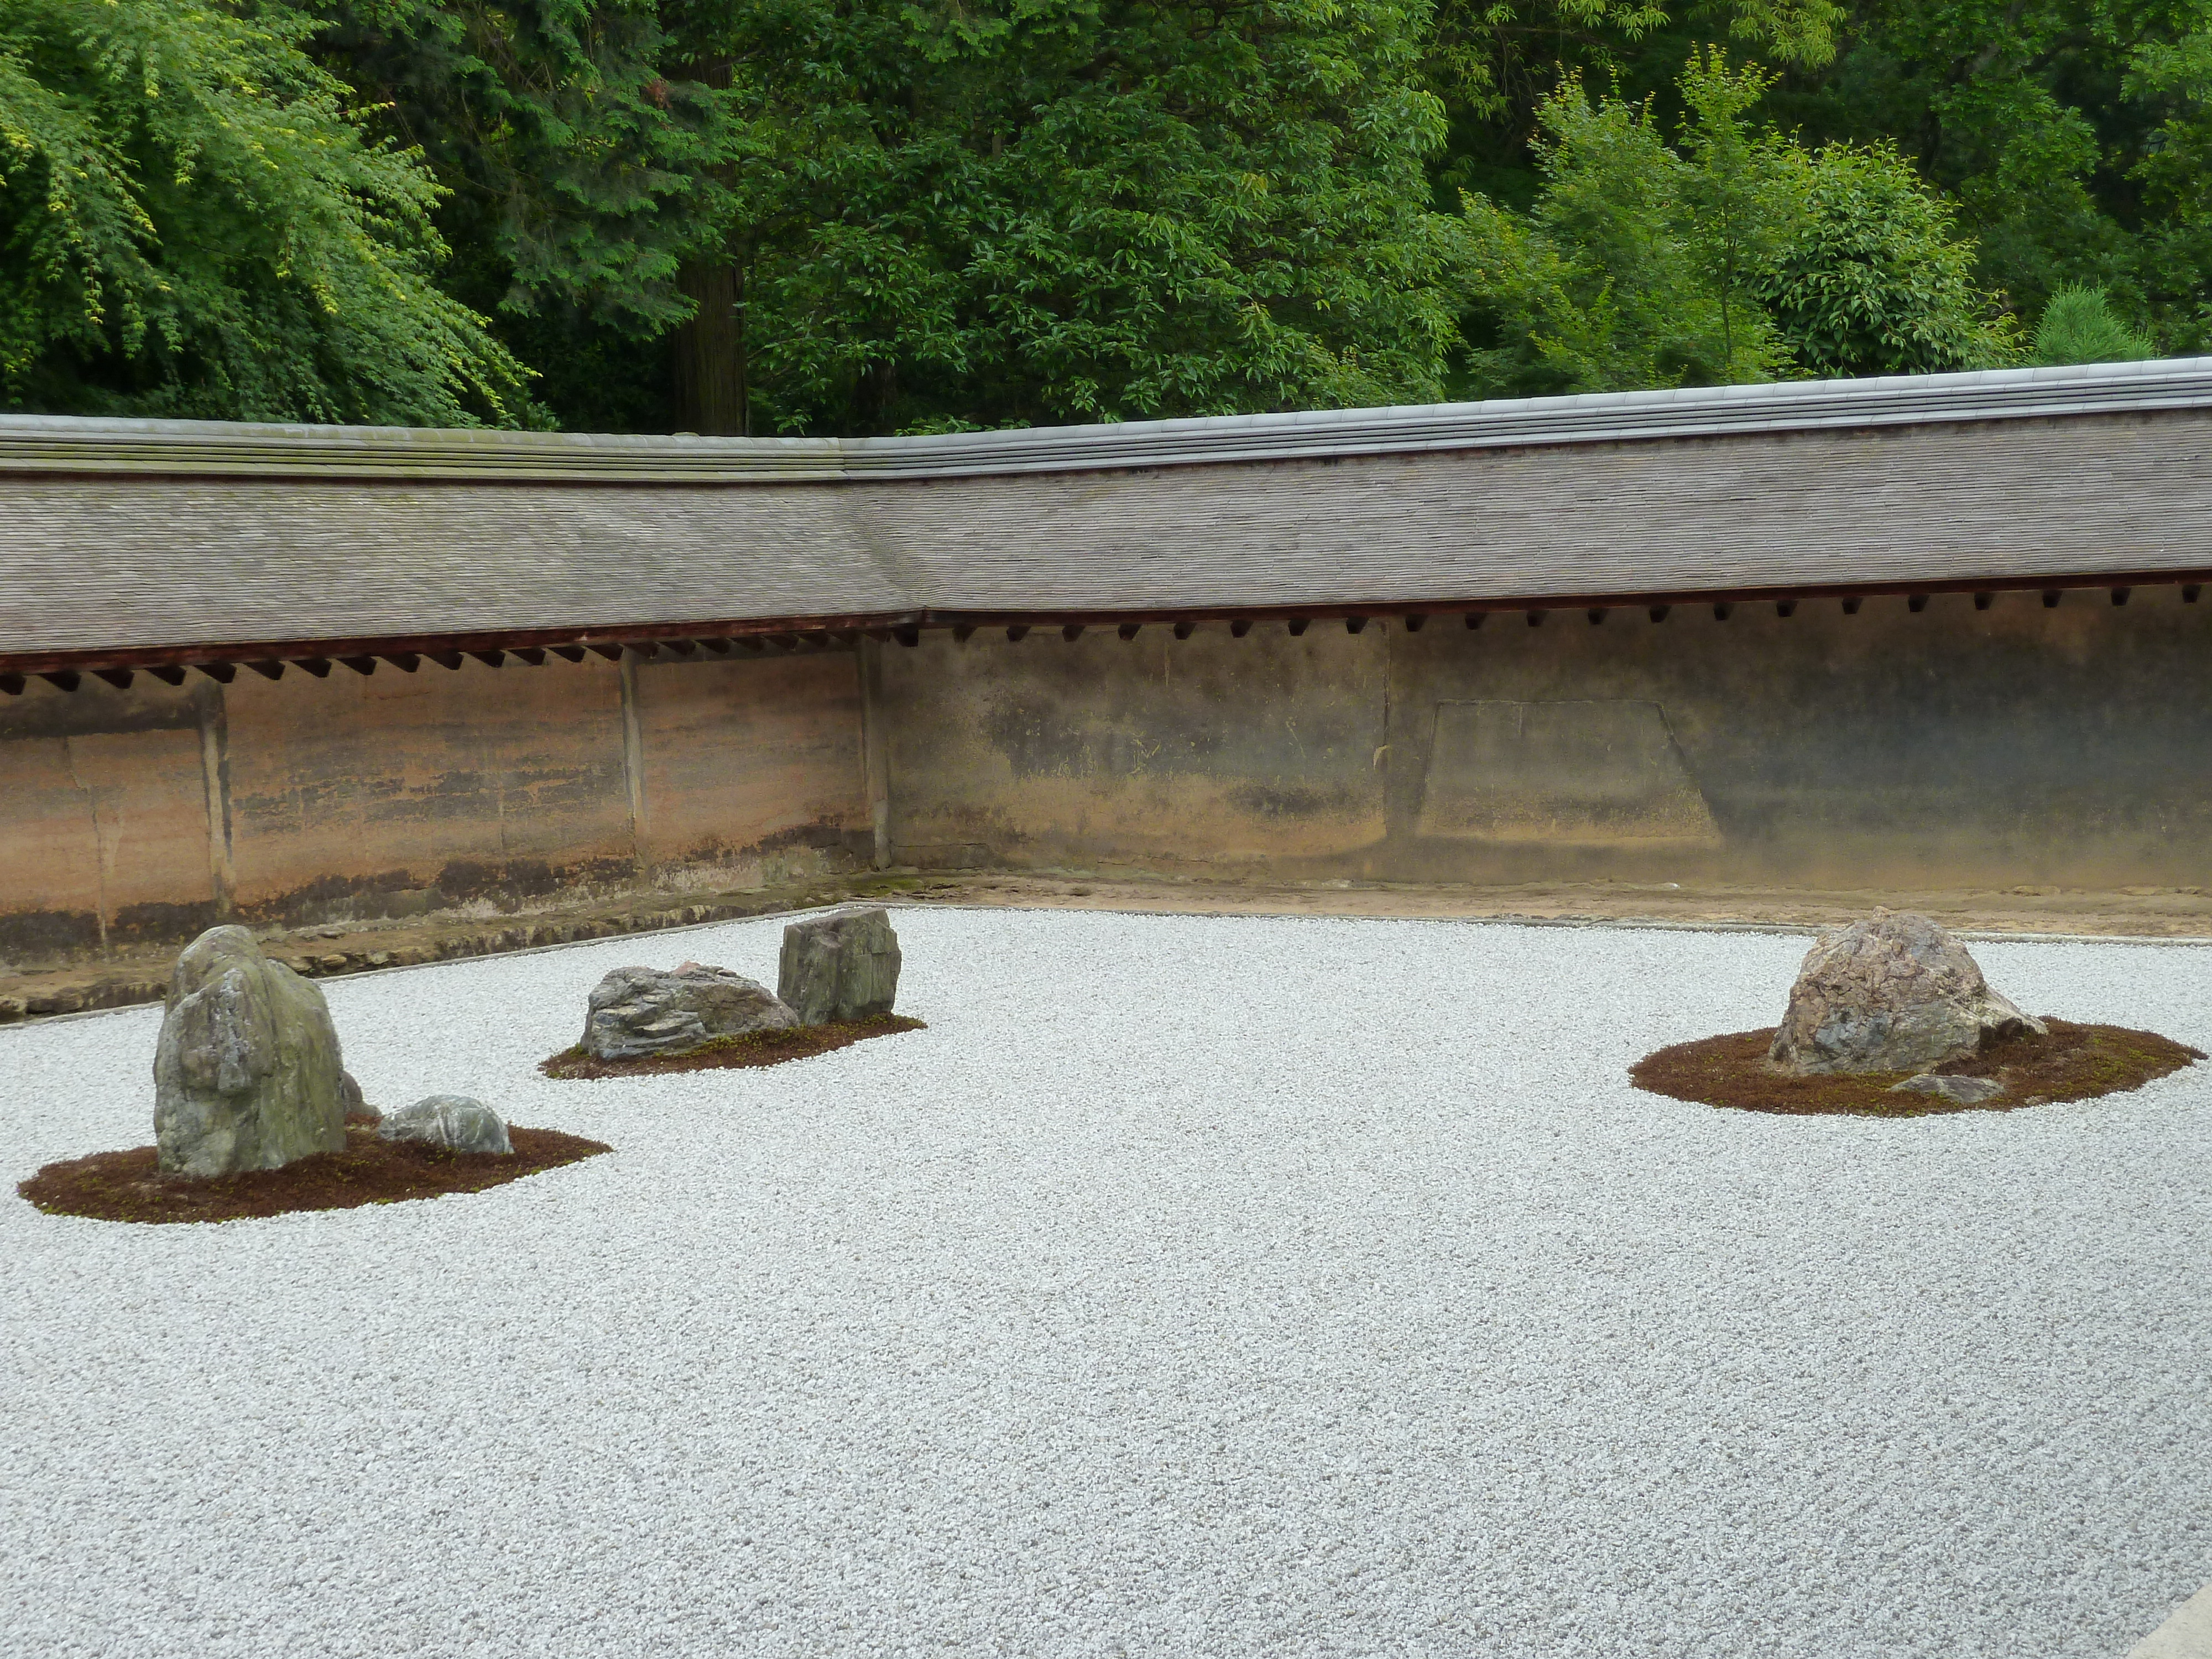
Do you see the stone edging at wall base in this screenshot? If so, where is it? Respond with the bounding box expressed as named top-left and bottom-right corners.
top-left (13, 875), bottom-right (2212, 1032)
top-left (0, 879), bottom-right (901, 1025)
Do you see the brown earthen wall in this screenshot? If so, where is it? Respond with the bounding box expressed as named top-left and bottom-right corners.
top-left (632, 651), bottom-right (870, 882)
top-left (8, 591), bottom-right (2212, 972)
top-left (0, 651), bottom-right (871, 966)
top-left (876, 627), bottom-right (1387, 875)
top-left (0, 679), bottom-right (221, 956)
top-left (223, 657), bottom-right (635, 916)
top-left (874, 591), bottom-right (2212, 889)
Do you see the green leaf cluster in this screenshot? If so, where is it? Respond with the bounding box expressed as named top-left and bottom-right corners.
top-left (2033, 281), bottom-right (2156, 362)
top-left (0, 0), bottom-right (525, 422)
top-left (687, 0), bottom-right (1462, 434)
top-left (1457, 49), bottom-right (2015, 395)
top-left (7, 0), bottom-right (2209, 432)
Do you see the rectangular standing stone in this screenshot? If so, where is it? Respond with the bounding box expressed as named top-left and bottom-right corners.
top-left (778, 907), bottom-right (901, 1025)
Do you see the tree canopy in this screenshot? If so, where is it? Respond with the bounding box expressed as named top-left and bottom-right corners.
top-left (0, 0), bottom-right (526, 422)
top-left (1, 0), bottom-right (2203, 432)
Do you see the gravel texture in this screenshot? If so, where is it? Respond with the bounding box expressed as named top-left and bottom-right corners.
top-left (3, 910), bottom-right (2209, 1659)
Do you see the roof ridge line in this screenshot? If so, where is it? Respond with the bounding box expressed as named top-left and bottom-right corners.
top-left (6, 358), bottom-right (2211, 483)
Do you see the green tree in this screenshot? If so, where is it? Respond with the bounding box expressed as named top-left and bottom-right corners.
top-left (1422, 0), bottom-right (1840, 127)
top-left (306, 0), bottom-right (738, 429)
top-left (1676, 48), bottom-right (1793, 370)
top-left (1454, 50), bottom-right (2011, 394)
top-left (667, 0), bottom-right (1460, 436)
top-left (2033, 282), bottom-right (2158, 363)
top-left (1455, 66), bottom-right (1788, 394)
top-left (1772, 0), bottom-right (2212, 339)
top-left (1758, 141), bottom-right (2017, 377)
top-left (0, 0), bottom-right (524, 422)
top-left (1421, 0), bottom-right (1843, 213)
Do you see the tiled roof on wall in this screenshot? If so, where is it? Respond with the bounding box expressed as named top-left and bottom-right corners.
top-left (4, 358), bottom-right (2211, 682)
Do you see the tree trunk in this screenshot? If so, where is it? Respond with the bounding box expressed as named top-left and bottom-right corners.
top-left (672, 259), bottom-right (747, 436)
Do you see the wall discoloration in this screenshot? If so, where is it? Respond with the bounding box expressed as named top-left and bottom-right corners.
top-left (1380, 591), bottom-right (2212, 886)
top-left (1415, 699), bottom-right (1721, 847)
top-left (631, 650), bottom-right (870, 886)
top-left (222, 656), bottom-right (634, 910)
top-left (872, 591), bottom-right (2212, 889)
top-left (878, 627), bottom-right (1386, 872)
top-left (0, 651), bottom-right (874, 964)
top-left (0, 678), bottom-right (218, 959)
top-left (9, 587), bottom-right (2212, 969)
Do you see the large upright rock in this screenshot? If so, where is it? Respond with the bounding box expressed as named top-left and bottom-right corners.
top-left (1768, 910), bottom-right (2046, 1076)
top-left (154, 926), bottom-right (348, 1176)
top-left (583, 964), bottom-right (797, 1061)
top-left (778, 906), bottom-right (901, 1025)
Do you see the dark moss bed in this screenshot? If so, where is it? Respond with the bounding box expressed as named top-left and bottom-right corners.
top-left (18, 1121), bottom-right (611, 1224)
top-left (540, 1013), bottom-right (926, 1081)
top-left (1632, 1016), bottom-right (2203, 1117)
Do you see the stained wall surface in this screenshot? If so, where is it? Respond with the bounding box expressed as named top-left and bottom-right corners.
top-left (0, 679), bottom-right (220, 955)
top-left (877, 628), bottom-right (1387, 874)
top-left (874, 590), bottom-right (2212, 889)
top-left (222, 656), bottom-right (635, 913)
top-left (632, 651), bottom-right (870, 880)
top-left (0, 651), bottom-right (872, 966)
top-left (8, 592), bottom-right (2212, 970)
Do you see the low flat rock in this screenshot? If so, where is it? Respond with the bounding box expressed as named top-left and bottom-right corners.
top-left (1889, 1073), bottom-right (2006, 1105)
top-left (583, 963), bottom-right (797, 1061)
top-left (154, 926), bottom-right (348, 1177)
top-left (377, 1095), bottom-right (512, 1155)
top-left (1768, 910), bottom-right (2046, 1076)
top-left (779, 907), bottom-right (902, 1026)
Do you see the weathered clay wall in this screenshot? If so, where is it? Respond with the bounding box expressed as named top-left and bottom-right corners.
top-left (632, 651), bottom-right (870, 879)
top-left (222, 658), bottom-right (635, 917)
top-left (0, 651), bottom-right (872, 967)
top-left (876, 628), bottom-right (1387, 873)
top-left (0, 678), bottom-right (223, 956)
top-left (9, 592), bottom-right (2211, 972)
top-left (875, 591), bottom-right (2212, 889)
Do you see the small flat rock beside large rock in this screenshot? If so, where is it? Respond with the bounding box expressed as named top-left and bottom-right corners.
top-left (583, 964), bottom-right (797, 1061)
top-left (1888, 1073), bottom-right (2006, 1105)
top-left (377, 1095), bottom-right (512, 1156)
top-left (1769, 910), bottom-right (2046, 1076)
top-left (154, 926), bottom-right (348, 1177)
top-left (779, 907), bottom-right (902, 1025)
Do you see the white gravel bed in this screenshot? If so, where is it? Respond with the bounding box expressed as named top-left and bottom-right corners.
top-left (3, 909), bottom-right (2209, 1659)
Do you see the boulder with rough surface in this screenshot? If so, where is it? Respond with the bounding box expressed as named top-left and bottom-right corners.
top-left (583, 963), bottom-right (797, 1060)
top-left (377, 1095), bottom-right (512, 1155)
top-left (1768, 910), bottom-right (2046, 1076)
top-left (154, 926), bottom-right (348, 1176)
top-left (778, 906), bottom-right (902, 1025)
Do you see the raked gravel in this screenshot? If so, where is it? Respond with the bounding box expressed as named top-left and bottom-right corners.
top-left (3, 909), bottom-right (2209, 1659)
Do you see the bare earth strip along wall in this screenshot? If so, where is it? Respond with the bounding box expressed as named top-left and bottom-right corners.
top-left (6, 360), bottom-right (2212, 1003)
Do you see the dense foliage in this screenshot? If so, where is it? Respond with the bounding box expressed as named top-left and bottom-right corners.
top-left (2, 0), bottom-right (2205, 430)
top-left (0, 0), bottom-right (526, 422)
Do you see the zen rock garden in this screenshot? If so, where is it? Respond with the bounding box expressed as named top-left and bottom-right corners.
top-left (1635, 908), bottom-right (2203, 1115)
top-left (17, 900), bottom-right (2195, 1224)
top-left (20, 923), bottom-right (600, 1223)
top-left (544, 905), bottom-right (919, 1079)
top-left (18, 906), bottom-right (921, 1221)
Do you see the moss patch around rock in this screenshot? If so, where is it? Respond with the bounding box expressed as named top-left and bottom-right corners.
top-left (18, 1121), bottom-right (611, 1224)
top-left (539, 1013), bottom-right (926, 1081)
top-left (1631, 1017), bottom-right (2202, 1117)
